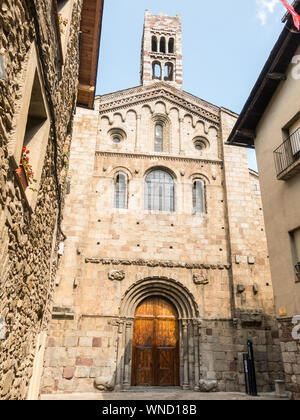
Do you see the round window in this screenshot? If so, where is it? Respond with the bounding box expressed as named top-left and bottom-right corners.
top-left (194, 142), bottom-right (204, 150)
top-left (108, 128), bottom-right (127, 144)
top-left (193, 137), bottom-right (209, 152)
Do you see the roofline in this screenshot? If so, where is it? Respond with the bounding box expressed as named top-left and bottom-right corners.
top-left (227, 0), bottom-right (300, 148)
top-left (97, 82), bottom-right (221, 113)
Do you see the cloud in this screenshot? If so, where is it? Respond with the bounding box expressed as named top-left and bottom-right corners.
top-left (256, 0), bottom-right (280, 25)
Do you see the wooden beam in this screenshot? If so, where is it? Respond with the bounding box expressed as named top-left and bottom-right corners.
top-left (266, 72), bottom-right (287, 81)
top-left (78, 84), bottom-right (95, 93)
top-left (236, 129), bottom-right (256, 139)
top-left (90, 0), bottom-right (103, 86)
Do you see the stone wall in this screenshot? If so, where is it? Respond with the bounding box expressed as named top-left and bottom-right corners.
top-left (0, 0), bottom-right (83, 400)
top-left (278, 318), bottom-right (300, 399)
top-left (42, 315), bottom-right (283, 394)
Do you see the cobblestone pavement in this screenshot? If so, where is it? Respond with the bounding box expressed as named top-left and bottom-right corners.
top-left (40, 391), bottom-right (289, 400)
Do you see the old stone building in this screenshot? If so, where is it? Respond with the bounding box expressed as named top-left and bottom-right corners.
top-left (0, 0), bottom-right (104, 400)
top-left (228, 0), bottom-right (300, 399)
top-left (41, 11), bottom-right (284, 396)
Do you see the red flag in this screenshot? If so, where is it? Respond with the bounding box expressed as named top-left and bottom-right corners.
top-left (281, 0), bottom-right (300, 31)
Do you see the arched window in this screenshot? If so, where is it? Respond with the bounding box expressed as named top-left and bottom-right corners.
top-left (145, 170), bottom-right (175, 212)
top-left (115, 172), bottom-right (127, 209)
top-left (168, 38), bottom-right (174, 54)
top-left (152, 62), bottom-right (162, 80)
top-left (160, 37), bottom-right (166, 53)
top-left (164, 63), bottom-right (174, 81)
top-left (193, 179), bottom-right (205, 214)
top-left (152, 36), bottom-right (158, 52)
top-left (155, 123), bottom-right (163, 152)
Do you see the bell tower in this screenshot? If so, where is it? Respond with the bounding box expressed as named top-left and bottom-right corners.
top-left (141, 10), bottom-right (183, 90)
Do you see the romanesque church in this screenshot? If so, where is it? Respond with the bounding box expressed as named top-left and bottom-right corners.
top-left (41, 11), bottom-right (283, 395)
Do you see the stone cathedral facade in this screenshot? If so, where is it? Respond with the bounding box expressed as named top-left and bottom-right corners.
top-left (41, 11), bottom-right (284, 395)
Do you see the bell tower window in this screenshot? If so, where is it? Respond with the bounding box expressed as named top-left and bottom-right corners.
top-left (168, 38), bottom-right (175, 54)
top-left (152, 62), bottom-right (162, 80)
top-left (152, 36), bottom-right (158, 52)
top-left (160, 37), bottom-right (166, 53)
top-left (164, 63), bottom-right (174, 81)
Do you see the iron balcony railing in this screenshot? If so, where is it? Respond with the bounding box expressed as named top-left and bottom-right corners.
top-left (274, 127), bottom-right (300, 177)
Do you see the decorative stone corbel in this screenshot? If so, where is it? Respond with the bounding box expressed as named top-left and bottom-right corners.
top-left (193, 273), bottom-right (209, 285)
top-left (108, 270), bottom-right (125, 281)
top-left (94, 376), bottom-right (115, 392)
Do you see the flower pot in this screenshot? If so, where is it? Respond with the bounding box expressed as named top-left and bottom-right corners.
top-left (16, 164), bottom-right (29, 192)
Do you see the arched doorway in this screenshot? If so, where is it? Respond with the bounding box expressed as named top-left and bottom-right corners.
top-left (116, 277), bottom-right (201, 391)
top-left (131, 297), bottom-right (179, 387)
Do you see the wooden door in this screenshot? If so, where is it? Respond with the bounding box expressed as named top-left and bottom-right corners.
top-left (131, 297), bottom-right (179, 387)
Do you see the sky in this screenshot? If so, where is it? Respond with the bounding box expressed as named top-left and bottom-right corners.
top-left (96, 0), bottom-right (287, 171)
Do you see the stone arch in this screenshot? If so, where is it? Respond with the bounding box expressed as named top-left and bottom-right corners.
top-left (143, 165), bottom-right (178, 181)
top-left (154, 101), bottom-right (167, 115)
top-left (120, 277), bottom-right (199, 319)
top-left (189, 172), bottom-right (210, 184)
top-left (115, 277), bottom-right (201, 391)
top-left (108, 166), bottom-right (133, 180)
top-left (126, 109), bottom-right (137, 119)
top-left (113, 112), bottom-right (125, 124)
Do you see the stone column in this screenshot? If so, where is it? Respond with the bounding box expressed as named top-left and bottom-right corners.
top-left (188, 321), bottom-right (194, 389)
top-left (193, 321), bottom-right (200, 391)
top-left (179, 117), bottom-right (184, 155)
top-left (123, 321), bottom-right (133, 389)
top-left (182, 320), bottom-right (189, 389)
top-left (114, 321), bottom-right (124, 391)
top-left (135, 114), bottom-right (141, 152)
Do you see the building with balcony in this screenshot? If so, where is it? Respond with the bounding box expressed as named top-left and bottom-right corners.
top-left (228, 0), bottom-right (300, 399)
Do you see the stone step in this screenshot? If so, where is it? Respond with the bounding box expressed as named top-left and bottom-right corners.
top-left (40, 391), bottom-right (289, 400)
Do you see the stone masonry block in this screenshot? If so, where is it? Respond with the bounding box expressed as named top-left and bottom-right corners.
top-left (63, 367), bottom-right (75, 380)
top-left (92, 337), bottom-right (102, 347)
top-left (76, 357), bottom-right (93, 366)
top-left (78, 337), bottom-right (93, 347)
top-left (64, 336), bottom-right (78, 347)
top-left (74, 367), bottom-right (90, 378)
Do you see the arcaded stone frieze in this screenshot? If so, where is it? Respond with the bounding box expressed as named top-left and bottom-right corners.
top-left (95, 151), bottom-right (223, 166)
top-left (98, 82), bottom-right (220, 114)
top-left (85, 257), bottom-right (231, 270)
top-left (99, 85), bottom-right (220, 125)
